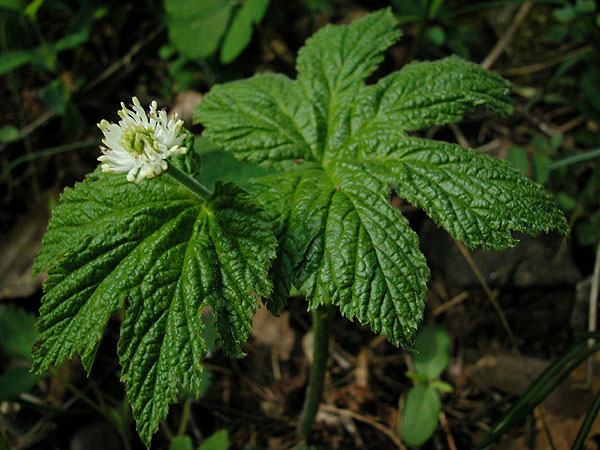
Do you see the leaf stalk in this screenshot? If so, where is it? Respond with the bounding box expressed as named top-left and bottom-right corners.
top-left (297, 303), bottom-right (334, 441)
top-left (166, 164), bottom-right (211, 199)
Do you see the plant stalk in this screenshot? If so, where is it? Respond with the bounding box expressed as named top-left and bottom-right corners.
top-left (297, 303), bottom-right (334, 441)
top-left (177, 397), bottom-right (193, 436)
top-left (166, 164), bottom-right (211, 199)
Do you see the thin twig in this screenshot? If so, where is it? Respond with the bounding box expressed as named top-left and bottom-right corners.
top-left (481, 2), bottom-right (533, 70)
top-left (84, 25), bottom-right (165, 92)
top-left (320, 404), bottom-right (407, 450)
top-left (557, 116), bottom-right (585, 135)
top-left (476, 139), bottom-right (502, 154)
top-left (584, 243), bottom-right (600, 385)
top-left (449, 123), bottom-right (470, 148)
top-left (439, 410), bottom-right (458, 450)
top-left (497, 45), bottom-right (593, 76)
top-left (13, 109), bottom-right (57, 146)
top-left (0, 138), bottom-right (100, 180)
top-left (432, 291), bottom-right (469, 316)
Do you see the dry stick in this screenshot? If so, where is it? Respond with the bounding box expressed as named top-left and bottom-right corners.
top-left (438, 410), bottom-right (458, 450)
top-left (83, 25), bottom-right (165, 93)
top-left (14, 109), bottom-right (56, 144)
top-left (584, 243), bottom-right (600, 385)
top-left (432, 291), bottom-right (469, 316)
top-left (481, 2), bottom-right (533, 70)
top-left (499, 44), bottom-right (593, 76)
top-left (454, 241), bottom-right (557, 450)
top-left (320, 404), bottom-right (407, 450)
top-left (557, 116), bottom-right (585, 135)
top-left (449, 123), bottom-right (470, 149)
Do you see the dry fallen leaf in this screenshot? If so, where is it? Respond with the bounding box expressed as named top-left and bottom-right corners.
top-left (0, 189), bottom-right (57, 300)
top-left (170, 91), bottom-right (203, 124)
top-left (251, 303), bottom-right (295, 360)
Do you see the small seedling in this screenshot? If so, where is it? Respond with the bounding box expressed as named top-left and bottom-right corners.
top-left (401, 325), bottom-right (452, 446)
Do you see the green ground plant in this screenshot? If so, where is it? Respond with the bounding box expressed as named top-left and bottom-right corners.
top-left (31, 8), bottom-right (568, 447)
top-left (164, 0), bottom-right (270, 65)
top-left (400, 325), bottom-right (452, 446)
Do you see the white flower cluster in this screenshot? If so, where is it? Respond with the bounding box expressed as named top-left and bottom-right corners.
top-left (97, 97), bottom-right (187, 183)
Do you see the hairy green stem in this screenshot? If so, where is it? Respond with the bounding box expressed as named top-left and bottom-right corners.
top-left (177, 397), bottom-right (193, 436)
top-left (166, 164), bottom-right (211, 199)
top-left (548, 147), bottom-right (600, 170)
top-left (297, 303), bottom-right (334, 441)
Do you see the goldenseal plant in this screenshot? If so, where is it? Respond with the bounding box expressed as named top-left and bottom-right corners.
top-left (194, 8), bottom-right (568, 439)
top-left (32, 98), bottom-right (277, 446)
top-left (32, 9), bottom-right (569, 447)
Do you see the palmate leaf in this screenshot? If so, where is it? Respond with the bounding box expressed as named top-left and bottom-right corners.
top-left (32, 169), bottom-right (275, 446)
top-left (196, 9), bottom-right (568, 346)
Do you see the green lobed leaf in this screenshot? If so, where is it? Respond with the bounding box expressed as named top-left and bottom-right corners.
top-left (354, 55), bottom-right (512, 133)
top-left (296, 9), bottom-right (401, 120)
top-left (196, 9), bottom-right (568, 346)
top-left (32, 170), bottom-right (276, 447)
top-left (252, 165), bottom-right (428, 345)
top-left (196, 73), bottom-right (319, 168)
top-left (357, 134), bottom-right (569, 249)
